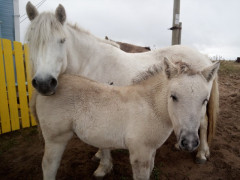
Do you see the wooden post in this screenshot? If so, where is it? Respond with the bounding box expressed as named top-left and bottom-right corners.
top-left (171, 0), bottom-right (181, 45)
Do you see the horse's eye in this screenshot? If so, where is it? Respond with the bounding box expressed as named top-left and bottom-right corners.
top-left (170, 95), bottom-right (178, 102)
top-left (60, 38), bottom-right (66, 44)
top-left (203, 99), bottom-right (208, 105)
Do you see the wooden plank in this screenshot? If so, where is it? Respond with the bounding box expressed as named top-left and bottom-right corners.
top-left (2, 39), bottom-right (20, 131)
top-left (14, 41), bottom-right (30, 128)
top-left (24, 44), bottom-right (37, 126)
top-left (0, 39), bottom-right (11, 133)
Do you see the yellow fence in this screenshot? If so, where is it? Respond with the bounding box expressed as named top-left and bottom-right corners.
top-left (0, 38), bottom-right (36, 134)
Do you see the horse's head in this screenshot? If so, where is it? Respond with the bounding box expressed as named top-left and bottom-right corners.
top-left (164, 58), bottom-right (219, 152)
top-left (26, 2), bottom-right (68, 95)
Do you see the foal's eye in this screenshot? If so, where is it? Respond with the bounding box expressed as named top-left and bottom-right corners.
top-left (60, 38), bottom-right (66, 44)
top-left (202, 99), bottom-right (208, 105)
top-left (170, 95), bottom-right (178, 102)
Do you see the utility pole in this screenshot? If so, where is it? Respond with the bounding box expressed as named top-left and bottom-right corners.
top-left (170, 0), bottom-right (182, 45)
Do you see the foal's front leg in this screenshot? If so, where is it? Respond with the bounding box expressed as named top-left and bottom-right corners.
top-left (42, 132), bottom-right (73, 180)
top-left (129, 147), bottom-right (155, 180)
top-left (196, 115), bottom-right (210, 164)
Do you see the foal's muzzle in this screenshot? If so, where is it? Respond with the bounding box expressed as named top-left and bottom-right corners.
top-left (179, 131), bottom-right (199, 152)
top-left (32, 76), bottom-right (57, 96)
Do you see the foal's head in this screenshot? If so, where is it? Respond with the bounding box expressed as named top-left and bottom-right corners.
top-left (26, 2), bottom-right (67, 95)
top-left (164, 58), bottom-right (219, 152)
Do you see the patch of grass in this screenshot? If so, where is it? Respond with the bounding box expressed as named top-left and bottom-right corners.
top-left (151, 167), bottom-right (161, 180)
top-left (119, 176), bottom-right (129, 180)
top-left (219, 61), bottom-right (240, 75)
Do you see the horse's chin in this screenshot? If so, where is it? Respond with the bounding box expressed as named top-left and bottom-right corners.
top-left (39, 91), bottom-right (56, 96)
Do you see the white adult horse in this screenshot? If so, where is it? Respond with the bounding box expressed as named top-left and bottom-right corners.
top-left (35, 59), bottom-right (220, 180)
top-left (25, 2), bottom-right (219, 175)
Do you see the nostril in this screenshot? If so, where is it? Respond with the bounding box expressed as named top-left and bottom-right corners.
top-left (49, 78), bottom-right (57, 88)
top-left (181, 139), bottom-right (188, 148)
top-left (32, 78), bottom-right (38, 88)
top-left (193, 140), bottom-right (199, 148)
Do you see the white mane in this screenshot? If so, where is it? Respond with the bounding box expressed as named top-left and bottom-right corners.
top-left (67, 23), bottom-right (120, 48)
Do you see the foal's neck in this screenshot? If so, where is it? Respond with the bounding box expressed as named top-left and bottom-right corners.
top-left (137, 74), bottom-right (170, 120)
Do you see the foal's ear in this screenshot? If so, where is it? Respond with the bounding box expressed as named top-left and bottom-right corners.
top-left (201, 61), bottom-right (220, 82)
top-left (55, 4), bottom-right (66, 25)
top-left (26, 1), bottom-right (38, 21)
top-left (163, 57), bottom-right (178, 79)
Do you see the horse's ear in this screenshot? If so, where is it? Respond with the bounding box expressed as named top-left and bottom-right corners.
top-left (163, 57), bottom-right (178, 79)
top-left (201, 61), bottom-right (220, 82)
top-left (55, 4), bottom-right (66, 25)
top-left (26, 1), bottom-right (38, 21)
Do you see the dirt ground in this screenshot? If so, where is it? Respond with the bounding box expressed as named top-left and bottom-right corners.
top-left (0, 61), bottom-right (239, 180)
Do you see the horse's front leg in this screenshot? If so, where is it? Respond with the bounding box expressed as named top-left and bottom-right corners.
top-left (42, 132), bottom-right (73, 180)
top-left (129, 146), bottom-right (155, 180)
top-left (93, 149), bottom-right (113, 178)
top-left (196, 114), bottom-right (210, 164)
top-left (150, 150), bottom-right (156, 173)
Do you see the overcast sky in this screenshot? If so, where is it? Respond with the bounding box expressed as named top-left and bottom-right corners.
top-left (19, 0), bottom-right (240, 60)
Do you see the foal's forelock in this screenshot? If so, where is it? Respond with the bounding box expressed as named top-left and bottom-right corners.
top-left (174, 61), bottom-right (199, 76)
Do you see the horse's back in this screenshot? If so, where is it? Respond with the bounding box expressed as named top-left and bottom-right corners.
top-left (153, 45), bottom-right (212, 69)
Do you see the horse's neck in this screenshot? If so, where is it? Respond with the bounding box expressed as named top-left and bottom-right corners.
top-left (64, 25), bottom-right (160, 86)
top-left (65, 25), bottom-right (93, 74)
top-left (65, 25), bottom-right (121, 76)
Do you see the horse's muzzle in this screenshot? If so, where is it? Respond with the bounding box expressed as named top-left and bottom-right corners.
top-left (179, 131), bottom-right (199, 152)
top-left (32, 76), bottom-right (57, 96)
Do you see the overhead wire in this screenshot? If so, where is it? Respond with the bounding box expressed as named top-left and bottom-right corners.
top-left (20, 0), bottom-right (46, 19)
top-left (20, 0), bottom-right (47, 23)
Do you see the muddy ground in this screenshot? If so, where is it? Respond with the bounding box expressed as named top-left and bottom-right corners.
top-left (0, 61), bottom-right (239, 180)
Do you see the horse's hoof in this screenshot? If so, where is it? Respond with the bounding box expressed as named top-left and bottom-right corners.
top-left (172, 144), bottom-right (180, 151)
top-left (93, 169), bottom-right (107, 179)
top-left (195, 157), bottom-right (207, 164)
top-left (92, 155), bottom-right (100, 162)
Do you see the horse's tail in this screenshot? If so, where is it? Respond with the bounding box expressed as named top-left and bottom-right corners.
top-left (30, 91), bottom-right (44, 144)
top-left (207, 76), bottom-right (219, 145)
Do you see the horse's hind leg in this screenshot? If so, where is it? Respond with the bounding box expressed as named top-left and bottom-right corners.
top-left (93, 149), bottom-right (113, 178)
top-left (42, 132), bottom-right (73, 180)
top-left (196, 115), bottom-right (210, 164)
top-left (92, 149), bottom-right (102, 162)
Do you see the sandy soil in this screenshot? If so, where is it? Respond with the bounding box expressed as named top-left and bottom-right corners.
top-left (0, 61), bottom-right (239, 180)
